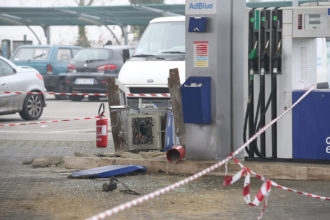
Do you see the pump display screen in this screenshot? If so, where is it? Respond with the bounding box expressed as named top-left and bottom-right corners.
top-left (304, 13), bottom-right (327, 30)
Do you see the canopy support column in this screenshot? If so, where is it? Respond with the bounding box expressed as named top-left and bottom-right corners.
top-left (43, 25), bottom-right (50, 44)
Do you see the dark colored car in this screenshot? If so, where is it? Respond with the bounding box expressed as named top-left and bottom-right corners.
top-left (65, 46), bottom-right (134, 101)
top-left (11, 45), bottom-right (82, 99)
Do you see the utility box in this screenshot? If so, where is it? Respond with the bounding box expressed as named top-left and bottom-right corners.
top-left (1, 39), bottom-right (11, 59)
top-left (127, 113), bottom-right (162, 151)
top-left (292, 90), bottom-right (330, 160)
top-left (181, 76), bottom-right (211, 124)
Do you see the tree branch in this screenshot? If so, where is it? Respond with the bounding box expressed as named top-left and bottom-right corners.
top-left (87, 0), bottom-right (94, 6)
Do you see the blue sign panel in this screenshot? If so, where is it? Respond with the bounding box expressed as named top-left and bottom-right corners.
top-left (188, 17), bottom-right (207, 32)
top-left (292, 90), bottom-right (330, 160)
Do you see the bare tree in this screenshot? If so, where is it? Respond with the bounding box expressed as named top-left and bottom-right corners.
top-left (75, 0), bottom-right (94, 47)
top-left (129, 0), bottom-right (163, 3)
top-left (129, 0), bottom-right (164, 38)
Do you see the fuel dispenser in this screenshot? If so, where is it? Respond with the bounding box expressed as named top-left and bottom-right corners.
top-left (280, 6), bottom-right (330, 160)
top-left (245, 8), bottom-right (283, 160)
top-left (246, 6), bottom-right (330, 161)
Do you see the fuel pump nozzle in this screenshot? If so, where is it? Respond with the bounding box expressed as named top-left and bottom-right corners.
top-left (248, 41), bottom-right (258, 77)
top-left (272, 40), bottom-right (282, 73)
top-left (260, 40), bottom-right (270, 75)
top-left (248, 41), bottom-right (258, 60)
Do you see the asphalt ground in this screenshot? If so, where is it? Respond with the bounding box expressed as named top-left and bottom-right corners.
top-left (0, 96), bottom-right (330, 219)
top-left (0, 95), bottom-right (111, 142)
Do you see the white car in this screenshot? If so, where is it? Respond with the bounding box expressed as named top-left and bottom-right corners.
top-left (0, 56), bottom-right (46, 120)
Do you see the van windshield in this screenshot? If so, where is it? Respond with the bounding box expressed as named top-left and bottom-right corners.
top-left (134, 21), bottom-right (185, 57)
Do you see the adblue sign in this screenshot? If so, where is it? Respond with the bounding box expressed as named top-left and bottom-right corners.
top-left (186, 0), bottom-right (216, 15)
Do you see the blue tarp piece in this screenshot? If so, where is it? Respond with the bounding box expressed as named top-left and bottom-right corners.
top-left (165, 110), bottom-right (175, 152)
top-left (164, 109), bottom-right (180, 152)
top-left (70, 165), bottom-right (147, 178)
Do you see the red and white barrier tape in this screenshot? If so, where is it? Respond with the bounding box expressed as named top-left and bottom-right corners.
top-left (231, 156), bottom-right (330, 201)
top-left (0, 116), bottom-right (100, 127)
top-left (0, 91), bottom-right (170, 98)
top-left (0, 91), bottom-right (107, 96)
top-left (127, 93), bottom-right (170, 98)
top-left (86, 85), bottom-right (317, 220)
top-left (223, 159), bottom-right (272, 220)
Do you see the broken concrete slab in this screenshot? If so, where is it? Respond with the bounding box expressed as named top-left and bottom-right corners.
top-left (64, 156), bottom-right (240, 176)
top-left (48, 156), bottom-right (64, 166)
top-left (119, 152), bottom-right (144, 159)
top-left (96, 153), bottom-right (118, 158)
top-left (64, 156), bottom-right (100, 170)
top-left (138, 151), bottom-right (166, 159)
top-left (30, 157), bottom-right (64, 168)
top-left (32, 158), bottom-right (50, 168)
top-left (22, 159), bottom-right (33, 165)
top-left (74, 152), bottom-right (98, 158)
top-left (63, 156), bottom-right (330, 180)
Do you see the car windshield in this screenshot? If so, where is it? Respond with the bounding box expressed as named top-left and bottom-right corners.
top-left (134, 21), bottom-right (185, 57)
top-left (73, 48), bottom-right (110, 62)
top-left (12, 47), bottom-right (50, 61)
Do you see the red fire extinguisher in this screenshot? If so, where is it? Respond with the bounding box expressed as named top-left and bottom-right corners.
top-left (96, 103), bottom-right (108, 147)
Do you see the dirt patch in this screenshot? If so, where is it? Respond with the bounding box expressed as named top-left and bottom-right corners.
top-left (28, 174), bottom-right (249, 220)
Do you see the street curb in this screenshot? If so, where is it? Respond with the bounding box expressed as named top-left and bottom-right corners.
top-left (64, 156), bottom-right (330, 180)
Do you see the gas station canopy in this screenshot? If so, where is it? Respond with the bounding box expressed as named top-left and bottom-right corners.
top-left (0, 1), bottom-right (327, 27)
top-left (0, 5), bottom-right (185, 27)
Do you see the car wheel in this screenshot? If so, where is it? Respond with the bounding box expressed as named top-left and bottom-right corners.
top-left (55, 80), bottom-right (67, 100)
top-left (70, 95), bottom-right (84, 101)
top-left (19, 94), bottom-right (44, 120)
top-left (88, 96), bottom-right (100, 101)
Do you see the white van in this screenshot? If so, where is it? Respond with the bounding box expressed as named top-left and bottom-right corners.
top-left (118, 16), bottom-right (185, 109)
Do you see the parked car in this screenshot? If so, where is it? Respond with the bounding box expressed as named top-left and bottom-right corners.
top-left (11, 45), bottom-right (82, 99)
top-left (65, 46), bottom-right (134, 101)
top-left (0, 56), bottom-right (46, 120)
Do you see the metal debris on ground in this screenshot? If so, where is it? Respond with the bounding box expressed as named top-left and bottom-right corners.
top-left (103, 177), bottom-right (140, 195)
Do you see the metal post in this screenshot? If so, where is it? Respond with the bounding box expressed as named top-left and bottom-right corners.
top-left (120, 25), bottom-right (128, 45)
top-left (43, 25), bottom-right (50, 44)
top-left (292, 0), bottom-right (299, 7)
